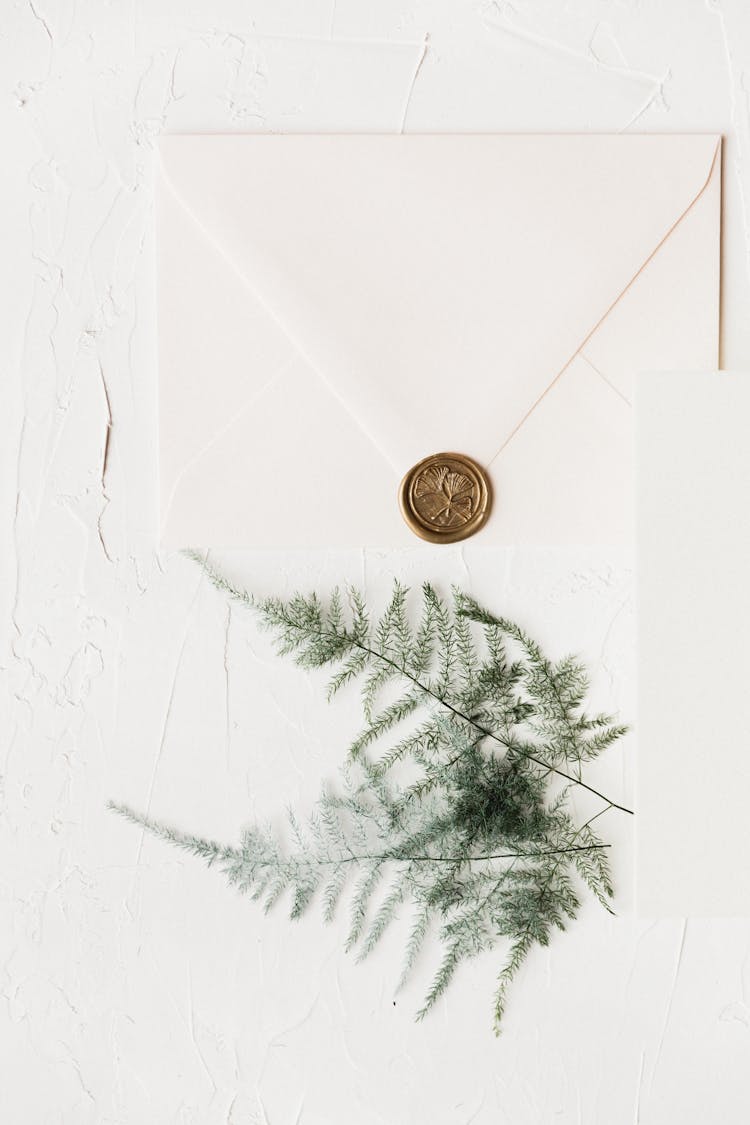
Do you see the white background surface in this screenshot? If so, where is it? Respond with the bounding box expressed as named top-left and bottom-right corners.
top-left (2, 2), bottom-right (750, 1122)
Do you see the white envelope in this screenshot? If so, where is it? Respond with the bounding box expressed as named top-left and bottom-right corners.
top-left (637, 371), bottom-right (750, 917)
top-left (157, 134), bottom-right (721, 547)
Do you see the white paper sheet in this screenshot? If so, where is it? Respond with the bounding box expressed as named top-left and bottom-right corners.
top-left (637, 371), bottom-right (750, 916)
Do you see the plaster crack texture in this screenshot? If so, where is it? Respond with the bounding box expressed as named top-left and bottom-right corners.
top-left (2, 2), bottom-right (750, 1123)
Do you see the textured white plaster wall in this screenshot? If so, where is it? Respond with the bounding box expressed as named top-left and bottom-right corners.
top-left (2, 2), bottom-right (750, 1122)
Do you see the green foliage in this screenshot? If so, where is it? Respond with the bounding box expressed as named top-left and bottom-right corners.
top-left (112, 561), bottom-right (630, 1034)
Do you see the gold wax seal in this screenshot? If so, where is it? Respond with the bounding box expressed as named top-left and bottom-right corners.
top-left (399, 452), bottom-right (492, 544)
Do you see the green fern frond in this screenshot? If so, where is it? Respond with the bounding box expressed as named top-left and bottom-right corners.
top-left (111, 564), bottom-right (630, 1034)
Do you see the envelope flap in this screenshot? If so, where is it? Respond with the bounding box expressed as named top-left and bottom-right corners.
top-left (159, 133), bottom-right (719, 472)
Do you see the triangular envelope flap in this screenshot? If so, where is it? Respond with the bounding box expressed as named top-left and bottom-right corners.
top-left (159, 134), bottom-right (719, 472)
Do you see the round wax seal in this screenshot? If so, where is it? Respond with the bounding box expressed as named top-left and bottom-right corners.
top-left (398, 452), bottom-right (492, 544)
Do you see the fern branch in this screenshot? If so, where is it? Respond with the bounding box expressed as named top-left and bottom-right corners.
top-left (113, 568), bottom-right (630, 1034)
top-left (254, 613), bottom-right (631, 815)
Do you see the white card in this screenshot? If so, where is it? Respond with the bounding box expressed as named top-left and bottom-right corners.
top-left (636, 371), bottom-right (750, 916)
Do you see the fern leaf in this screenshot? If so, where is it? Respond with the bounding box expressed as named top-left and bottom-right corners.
top-left (113, 569), bottom-right (630, 1033)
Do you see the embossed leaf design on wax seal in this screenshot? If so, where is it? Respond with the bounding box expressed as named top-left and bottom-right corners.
top-left (399, 452), bottom-right (491, 543)
top-left (413, 465), bottom-right (475, 527)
